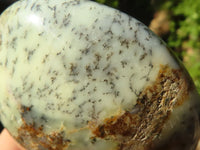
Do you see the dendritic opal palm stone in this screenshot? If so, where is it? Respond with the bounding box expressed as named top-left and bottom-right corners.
top-left (0, 0), bottom-right (200, 150)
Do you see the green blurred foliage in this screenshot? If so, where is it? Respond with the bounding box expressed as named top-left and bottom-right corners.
top-left (161, 0), bottom-right (200, 92)
top-left (162, 0), bottom-right (200, 49)
top-left (94, 0), bottom-right (200, 93)
top-left (93, 0), bottom-right (118, 8)
top-left (187, 53), bottom-right (200, 92)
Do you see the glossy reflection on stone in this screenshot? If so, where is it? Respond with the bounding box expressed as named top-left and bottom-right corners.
top-left (0, 0), bottom-right (200, 150)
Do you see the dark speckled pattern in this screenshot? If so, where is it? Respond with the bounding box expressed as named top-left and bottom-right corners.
top-left (0, 0), bottom-right (199, 150)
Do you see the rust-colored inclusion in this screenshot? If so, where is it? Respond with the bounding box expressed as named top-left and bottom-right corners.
top-left (16, 107), bottom-right (70, 150)
top-left (91, 65), bottom-right (193, 150)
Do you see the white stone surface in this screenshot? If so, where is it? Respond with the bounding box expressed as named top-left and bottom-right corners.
top-left (0, 0), bottom-right (199, 150)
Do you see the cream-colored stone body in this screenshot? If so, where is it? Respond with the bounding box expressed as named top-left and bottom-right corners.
top-left (0, 0), bottom-right (199, 150)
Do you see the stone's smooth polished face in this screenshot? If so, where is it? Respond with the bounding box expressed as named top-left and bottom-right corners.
top-left (0, 0), bottom-right (200, 150)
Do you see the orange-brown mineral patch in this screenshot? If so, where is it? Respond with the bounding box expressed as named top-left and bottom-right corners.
top-left (16, 106), bottom-right (70, 150)
top-left (91, 65), bottom-right (193, 150)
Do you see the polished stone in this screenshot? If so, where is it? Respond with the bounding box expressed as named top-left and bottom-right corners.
top-left (0, 0), bottom-right (199, 150)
